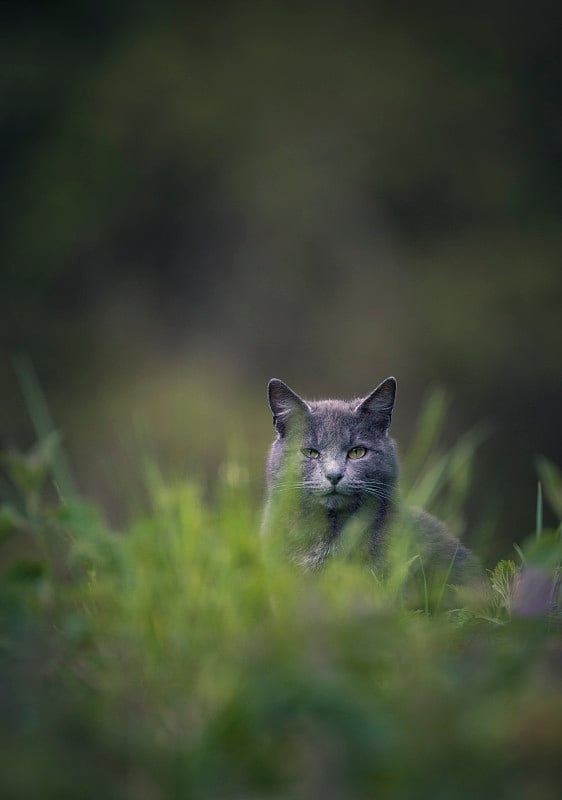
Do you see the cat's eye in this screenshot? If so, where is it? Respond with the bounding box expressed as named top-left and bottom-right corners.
top-left (302, 448), bottom-right (320, 459)
top-left (348, 446), bottom-right (366, 459)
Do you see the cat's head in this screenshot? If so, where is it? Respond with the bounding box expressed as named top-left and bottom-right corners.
top-left (266, 378), bottom-right (399, 510)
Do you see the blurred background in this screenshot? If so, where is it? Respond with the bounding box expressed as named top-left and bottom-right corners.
top-left (1, 1), bottom-right (561, 558)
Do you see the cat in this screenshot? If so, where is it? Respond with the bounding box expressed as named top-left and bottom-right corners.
top-left (261, 376), bottom-right (481, 596)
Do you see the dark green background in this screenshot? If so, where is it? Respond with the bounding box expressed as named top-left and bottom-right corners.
top-left (2, 2), bottom-right (561, 555)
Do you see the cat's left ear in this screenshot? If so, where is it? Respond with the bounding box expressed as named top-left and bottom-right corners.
top-left (268, 379), bottom-right (310, 436)
top-left (355, 377), bottom-right (396, 432)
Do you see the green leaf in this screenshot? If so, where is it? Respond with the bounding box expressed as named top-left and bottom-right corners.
top-left (489, 559), bottom-right (518, 613)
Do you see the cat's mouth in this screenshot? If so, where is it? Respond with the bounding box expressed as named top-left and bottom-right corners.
top-left (319, 486), bottom-right (354, 506)
top-left (305, 485), bottom-right (354, 504)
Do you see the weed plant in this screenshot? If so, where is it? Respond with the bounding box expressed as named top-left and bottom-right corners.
top-left (0, 382), bottom-right (561, 799)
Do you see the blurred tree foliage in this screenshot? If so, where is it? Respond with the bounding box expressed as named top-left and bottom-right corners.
top-left (1, 1), bottom-right (561, 552)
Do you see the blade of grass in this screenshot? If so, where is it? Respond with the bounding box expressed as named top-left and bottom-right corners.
top-left (13, 354), bottom-right (76, 501)
top-left (435, 543), bottom-right (460, 613)
top-left (402, 387), bottom-right (448, 487)
top-left (419, 555), bottom-right (429, 615)
top-left (536, 481), bottom-right (543, 540)
top-left (513, 543), bottom-right (527, 566)
top-left (536, 457), bottom-right (562, 520)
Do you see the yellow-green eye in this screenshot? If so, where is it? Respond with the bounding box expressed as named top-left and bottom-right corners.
top-left (302, 448), bottom-right (320, 459)
top-left (348, 446), bottom-right (366, 459)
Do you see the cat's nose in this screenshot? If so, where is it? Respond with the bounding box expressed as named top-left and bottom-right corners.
top-left (326, 469), bottom-right (343, 485)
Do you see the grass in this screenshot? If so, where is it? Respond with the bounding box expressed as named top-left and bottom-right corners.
top-left (0, 383), bottom-right (561, 799)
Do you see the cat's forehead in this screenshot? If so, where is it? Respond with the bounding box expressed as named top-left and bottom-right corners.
top-left (307, 399), bottom-right (379, 444)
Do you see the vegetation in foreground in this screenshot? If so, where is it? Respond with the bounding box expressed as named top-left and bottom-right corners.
top-left (0, 391), bottom-right (561, 800)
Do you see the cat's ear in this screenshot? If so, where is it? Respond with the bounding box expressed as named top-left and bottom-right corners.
top-left (355, 377), bottom-right (396, 432)
top-left (268, 379), bottom-right (310, 436)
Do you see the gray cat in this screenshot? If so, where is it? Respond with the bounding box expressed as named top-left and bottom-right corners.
top-left (262, 376), bottom-right (481, 595)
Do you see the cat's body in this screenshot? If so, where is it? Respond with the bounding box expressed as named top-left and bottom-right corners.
top-left (262, 377), bottom-right (480, 591)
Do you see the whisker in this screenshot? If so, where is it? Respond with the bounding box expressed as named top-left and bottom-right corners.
top-left (273, 481), bottom-right (318, 492)
top-left (347, 484), bottom-right (392, 500)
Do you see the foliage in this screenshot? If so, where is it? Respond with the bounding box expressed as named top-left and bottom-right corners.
top-left (1, 394), bottom-right (561, 799)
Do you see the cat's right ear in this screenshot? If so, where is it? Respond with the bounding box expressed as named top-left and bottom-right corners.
top-left (354, 376), bottom-right (397, 432)
top-left (267, 379), bottom-right (310, 436)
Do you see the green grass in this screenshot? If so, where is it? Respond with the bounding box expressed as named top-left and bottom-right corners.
top-left (1, 389), bottom-right (561, 799)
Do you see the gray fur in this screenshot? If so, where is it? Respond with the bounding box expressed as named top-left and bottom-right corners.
top-left (262, 378), bottom-right (481, 588)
